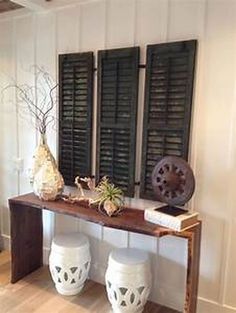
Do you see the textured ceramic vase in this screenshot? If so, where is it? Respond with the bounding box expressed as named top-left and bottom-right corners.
top-left (30, 133), bottom-right (64, 201)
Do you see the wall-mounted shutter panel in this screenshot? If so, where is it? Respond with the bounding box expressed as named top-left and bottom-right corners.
top-left (140, 40), bottom-right (197, 200)
top-left (59, 52), bottom-right (94, 185)
top-left (97, 47), bottom-right (140, 197)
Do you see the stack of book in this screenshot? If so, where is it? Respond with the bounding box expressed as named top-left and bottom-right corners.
top-left (144, 205), bottom-right (199, 231)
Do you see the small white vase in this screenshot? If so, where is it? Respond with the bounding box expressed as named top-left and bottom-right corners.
top-left (30, 133), bottom-right (64, 201)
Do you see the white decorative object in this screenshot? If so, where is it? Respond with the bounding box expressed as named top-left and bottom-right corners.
top-left (30, 134), bottom-right (56, 183)
top-left (105, 248), bottom-right (151, 313)
top-left (31, 134), bottom-right (64, 201)
top-left (49, 233), bottom-right (91, 296)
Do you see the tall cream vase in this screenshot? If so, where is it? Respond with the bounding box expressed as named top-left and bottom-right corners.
top-left (30, 133), bottom-right (64, 201)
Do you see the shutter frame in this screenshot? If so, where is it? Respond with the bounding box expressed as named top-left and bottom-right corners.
top-left (96, 47), bottom-right (140, 197)
top-left (59, 52), bottom-right (94, 185)
top-left (140, 40), bottom-right (197, 200)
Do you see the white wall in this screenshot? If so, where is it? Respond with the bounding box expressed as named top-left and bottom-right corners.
top-left (0, 0), bottom-right (236, 312)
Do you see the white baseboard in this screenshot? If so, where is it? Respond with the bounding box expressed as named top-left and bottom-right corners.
top-left (0, 236), bottom-right (51, 266)
top-left (0, 234), bottom-right (10, 251)
top-left (0, 235), bottom-right (51, 265)
top-left (198, 297), bottom-right (236, 313)
top-left (43, 247), bottom-right (50, 265)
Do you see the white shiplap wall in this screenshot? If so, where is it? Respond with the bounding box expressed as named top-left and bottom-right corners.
top-left (0, 0), bottom-right (236, 312)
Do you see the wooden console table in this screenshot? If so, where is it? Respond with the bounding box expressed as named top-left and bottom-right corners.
top-left (9, 193), bottom-right (201, 313)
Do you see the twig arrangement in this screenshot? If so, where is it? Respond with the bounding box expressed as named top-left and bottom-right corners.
top-left (1, 66), bottom-right (57, 136)
top-left (62, 176), bottom-right (125, 217)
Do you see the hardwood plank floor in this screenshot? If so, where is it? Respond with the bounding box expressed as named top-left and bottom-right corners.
top-left (0, 251), bottom-right (180, 313)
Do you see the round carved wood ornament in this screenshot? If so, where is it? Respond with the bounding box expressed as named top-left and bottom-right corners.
top-left (151, 156), bottom-right (195, 206)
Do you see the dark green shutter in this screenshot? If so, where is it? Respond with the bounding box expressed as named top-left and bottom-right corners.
top-left (140, 40), bottom-right (197, 199)
top-left (96, 47), bottom-right (140, 197)
top-left (59, 52), bottom-right (94, 185)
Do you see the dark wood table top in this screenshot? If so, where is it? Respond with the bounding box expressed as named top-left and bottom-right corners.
top-left (9, 193), bottom-right (200, 238)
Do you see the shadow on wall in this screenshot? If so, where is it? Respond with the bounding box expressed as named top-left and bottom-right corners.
top-left (0, 205), bottom-right (10, 251)
top-left (197, 212), bottom-right (226, 301)
top-left (48, 212), bottom-right (191, 312)
top-left (88, 232), bottom-right (186, 312)
top-left (156, 255), bottom-right (186, 311)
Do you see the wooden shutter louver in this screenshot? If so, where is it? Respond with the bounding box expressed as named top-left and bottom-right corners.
top-left (97, 47), bottom-right (139, 197)
top-left (59, 52), bottom-right (93, 185)
top-left (140, 40), bottom-right (197, 199)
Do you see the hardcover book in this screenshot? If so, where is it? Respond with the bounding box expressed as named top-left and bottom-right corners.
top-left (144, 205), bottom-right (199, 231)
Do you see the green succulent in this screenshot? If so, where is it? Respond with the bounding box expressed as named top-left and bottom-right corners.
top-left (93, 176), bottom-right (124, 209)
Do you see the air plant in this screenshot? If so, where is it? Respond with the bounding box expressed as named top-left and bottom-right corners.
top-left (91, 177), bottom-right (124, 217)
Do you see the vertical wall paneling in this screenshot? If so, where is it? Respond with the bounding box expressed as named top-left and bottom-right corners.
top-left (1, 1), bottom-right (236, 312)
top-left (80, 0), bottom-right (106, 178)
top-left (192, 0), bottom-right (236, 305)
top-left (15, 15), bottom-right (36, 195)
top-left (129, 232), bottom-right (158, 302)
top-left (99, 227), bottom-right (129, 281)
top-left (133, 0), bottom-right (170, 304)
top-left (35, 12), bottom-right (56, 257)
top-left (168, 0), bottom-right (205, 42)
top-left (80, 1), bottom-right (106, 52)
top-left (106, 0), bottom-right (135, 48)
top-left (205, 1), bottom-right (236, 307)
top-left (78, 1), bottom-right (106, 282)
top-left (35, 13), bottom-right (57, 154)
top-left (134, 0), bottom-right (169, 196)
top-left (79, 219), bottom-right (102, 283)
top-left (167, 0), bottom-right (206, 213)
top-left (135, 0), bottom-right (169, 48)
top-left (0, 19), bottom-right (17, 240)
top-left (54, 6), bottom-right (81, 234)
top-left (165, 0), bottom-right (210, 309)
top-left (224, 6), bottom-right (236, 299)
top-left (99, 0), bottom-right (136, 285)
top-left (56, 6), bottom-right (80, 54)
top-left (158, 235), bottom-right (187, 311)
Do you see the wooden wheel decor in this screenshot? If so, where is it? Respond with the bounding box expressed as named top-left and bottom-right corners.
top-left (151, 156), bottom-right (195, 206)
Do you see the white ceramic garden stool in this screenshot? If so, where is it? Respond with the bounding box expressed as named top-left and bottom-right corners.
top-left (105, 248), bottom-right (151, 313)
top-left (49, 232), bottom-right (91, 296)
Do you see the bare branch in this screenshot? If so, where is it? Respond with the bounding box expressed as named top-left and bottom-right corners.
top-left (44, 84), bottom-right (58, 117)
top-left (1, 66), bottom-right (58, 136)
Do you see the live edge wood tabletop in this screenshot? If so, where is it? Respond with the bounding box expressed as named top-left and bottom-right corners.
top-left (8, 193), bottom-right (201, 313)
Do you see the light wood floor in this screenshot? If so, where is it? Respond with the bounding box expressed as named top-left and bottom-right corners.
top-left (0, 251), bottom-right (179, 313)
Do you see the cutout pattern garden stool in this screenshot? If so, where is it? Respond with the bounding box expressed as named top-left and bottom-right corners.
top-left (105, 248), bottom-right (151, 313)
top-left (49, 232), bottom-right (91, 296)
